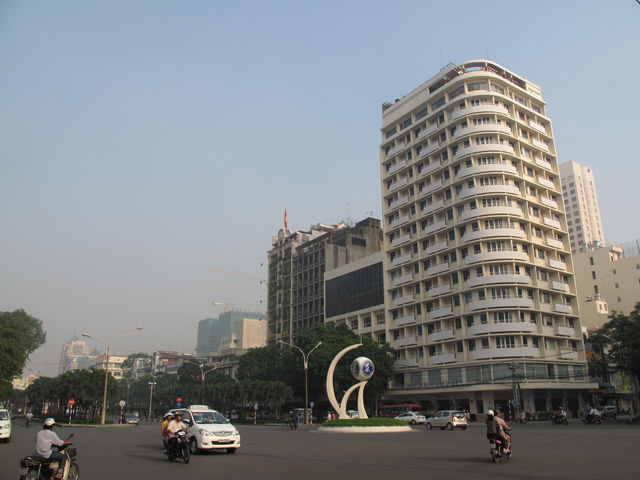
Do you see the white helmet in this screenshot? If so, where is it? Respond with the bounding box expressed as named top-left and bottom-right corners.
top-left (487, 410), bottom-right (494, 416)
top-left (44, 418), bottom-right (56, 426)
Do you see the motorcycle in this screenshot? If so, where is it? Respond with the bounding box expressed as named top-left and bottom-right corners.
top-left (551, 414), bottom-right (568, 426)
top-left (489, 436), bottom-right (512, 463)
top-left (515, 412), bottom-right (529, 424)
top-left (19, 433), bottom-right (79, 480)
top-left (583, 414), bottom-right (602, 425)
top-left (26, 417), bottom-right (32, 428)
top-left (166, 430), bottom-right (190, 464)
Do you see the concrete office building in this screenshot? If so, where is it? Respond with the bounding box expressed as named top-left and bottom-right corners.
top-left (573, 240), bottom-right (640, 331)
top-left (197, 311), bottom-right (266, 357)
top-left (268, 218), bottom-right (383, 344)
top-left (559, 161), bottom-right (605, 254)
top-left (379, 60), bottom-right (595, 417)
top-left (59, 334), bottom-right (89, 374)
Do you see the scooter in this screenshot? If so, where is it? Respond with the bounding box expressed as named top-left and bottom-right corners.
top-left (19, 433), bottom-right (80, 480)
top-left (166, 430), bottom-right (190, 464)
top-left (489, 436), bottom-right (512, 463)
top-left (583, 414), bottom-right (602, 425)
top-left (551, 414), bottom-right (568, 425)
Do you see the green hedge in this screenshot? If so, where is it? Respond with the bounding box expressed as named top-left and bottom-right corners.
top-left (321, 418), bottom-right (407, 427)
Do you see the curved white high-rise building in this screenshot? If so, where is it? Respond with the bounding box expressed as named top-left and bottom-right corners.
top-left (379, 60), bottom-right (596, 417)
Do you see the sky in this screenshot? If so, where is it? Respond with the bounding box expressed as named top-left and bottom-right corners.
top-left (1, 0), bottom-right (639, 377)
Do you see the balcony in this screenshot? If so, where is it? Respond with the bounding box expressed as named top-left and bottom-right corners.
top-left (459, 163), bottom-right (518, 178)
top-left (392, 253), bottom-right (412, 267)
top-left (423, 199), bottom-right (445, 215)
top-left (531, 138), bottom-right (549, 152)
top-left (390, 214), bottom-right (410, 229)
top-left (465, 250), bottom-right (529, 264)
top-left (395, 315), bottom-right (416, 327)
top-left (468, 297), bottom-right (535, 311)
top-left (395, 336), bottom-right (417, 348)
top-left (469, 322), bottom-right (537, 335)
top-left (551, 281), bottom-right (570, 292)
top-left (429, 284), bottom-right (451, 297)
top-left (387, 160), bottom-right (407, 176)
top-left (423, 220), bottom-right (447, 235)
top-left (548, 258), bottom-right (567, 270)
top-left (560, 350), bottom-right (578, 360)
top-left (554, 303), bottom-right (573, 314)
top-left (387, 143), bottom-right (405, 158)
top-left (463, 227), bottom-right (526, 242)
top-left (395, 294), bottom-right (414, 306)
top-left (546, 237), bottom-right (564, 249)
top-left (425, 241), bottom-right (448, 255)
top-left (466, 273), bottom-right (531, 288)
top-left (455, 143), bottom-right (515, 158)
top-left (420, 180), bottom-right (443, 196)
top-left (430, 329), bottom-right (455, 342)
top-left (528, 120), bottom-right (547, 134)
top-left (460, 184), bottom-right (520, 199)
top-left (429, 306), bottom-right (453, 319)
top-left (450, 103), bottom-right (509, 121)
top-left (419, 141), bottom-right (440, 158)
top-left (459, 205), bottom-right (523, 221)
top-left (417, 122), bottom-right (438, 140)
top-left (541, 197), bottom-right (558, 209)
top-left (472, 347), bottom-right (539, 360)
top-left (388, 177), bottom-right (408, 193)
top-left (396, 358), bottom-right (418, 368)
top-left (419, 161), bottom-right (442, 177)
top-left (391, 233), bottom-right (411, 248)
top-left (393, 273), bottom-right (413, 286)
top-left (535, 157), bottom-right (553, 171)
top-left (426, 262), bottom-right (449, 276)
top-left (557, 326), bottom-right (576, 337)
top-left (543, 216), bottom-right (561, 229)
top-left (537, 176), bottom-right (555, 190)
top-left (431, 353), bottom-right (456, 364)
top-left (453, 122), bottom-right (512, 140)
top-left (389, 196), bottom-right (409, 210)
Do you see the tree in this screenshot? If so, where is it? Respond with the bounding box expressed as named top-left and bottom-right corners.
top-left (120, 353), bottom-right (151, 376)
top-left (591, 302), bottom-right (640, 413)
top-left (0, 309), bottom-right (46, 399)
top-left (236, 344), bottom-right (282, 382)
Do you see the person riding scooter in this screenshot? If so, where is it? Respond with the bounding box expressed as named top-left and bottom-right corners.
top-left (485, 410), bottom-right (506, 454)
top-left (31, 418), bottom-right (72, 480)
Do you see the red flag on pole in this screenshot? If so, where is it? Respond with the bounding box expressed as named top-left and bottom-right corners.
top-left (284, 210), bottom-right (288, 229)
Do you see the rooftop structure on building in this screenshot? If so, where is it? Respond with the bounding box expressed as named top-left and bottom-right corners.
top-left (559, 161), bottom-right (605, 254)
top-left (267, 217), bottom-right (383, 343)
top-left (378, 59), bottom-right (595, 417)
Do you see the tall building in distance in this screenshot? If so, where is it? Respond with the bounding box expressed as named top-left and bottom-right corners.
top-left (559, 161), bottom-right (605, 254)
top-left (59, 334), bottom-right (89, 374)
top-left (379, 60), bottom-right (594, 416)
top-left (197, 311), bottom-right (267, 357)
top-left (267, 218), bottom-right (383, 344)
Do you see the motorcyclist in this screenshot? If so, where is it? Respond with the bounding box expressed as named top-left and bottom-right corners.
top-left (289, 410), bottom-right (298, 430)
top-left (161, 412), bottom-right (174, 452)
top-left (494, 411), bottom-right (512, 453)
top-left (32, 418), bottom-right (72, 480)
top-left (555, 407), bottom-right (567, 421)
top-left (586, 406), bottom-right (599, 422)
top-left (485, 410), bottom-right (506, 454)
top-left (166, 412), bottom-right (187, 454)
top-left (25, 411), bottom-right (33, 426)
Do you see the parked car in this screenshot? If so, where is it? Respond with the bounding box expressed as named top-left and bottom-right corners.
top-left (395, 412), bottom-right (427, 425)
top-left (172, 405), bottom-right (240, 455)
top-left (0, 409), bottom-right (11, 443)
top-left (123, 413), bottom-right (140, 425)
top-left (425, 410), bottom-right (468, 430)
top-left (347, 410), bottom-right (360, 419)
top-left (599, 406), bottom-right (618, 419)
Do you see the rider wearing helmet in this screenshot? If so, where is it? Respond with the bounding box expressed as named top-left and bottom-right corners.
top-left (161, 412), bottom-right (174, 452)
top-left (485, 410), bottom-right (507, 454)
top-left (32, 418), bottom-right (71, 479)
top-left (166, 412), bottom-right (187, 453)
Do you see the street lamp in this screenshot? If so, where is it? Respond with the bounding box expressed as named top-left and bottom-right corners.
top-left (183, 360), bottom-right (217, 404)
top-left (82, 327), bottom-right (143, 425)
top-left (148, 375), bottom-right (156, 421)
top-left (279, 340), bottom-right (323, 425)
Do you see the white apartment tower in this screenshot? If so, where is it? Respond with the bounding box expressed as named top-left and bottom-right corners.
top-left (559, 161), bottom-right (605, 254)
top-left (379, 60), bottom-right (595, 417)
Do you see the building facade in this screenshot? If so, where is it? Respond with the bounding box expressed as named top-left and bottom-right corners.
top-left (559, 161), bottom-right (605, 254)
top-left (379, 60), bottom-right (595, 417)
top-left (59, 334), bottom-right (90, 374)
top-left (267, 218), bottom-right (383, 344)
top-left (573, 240), bottom-right (640, 330)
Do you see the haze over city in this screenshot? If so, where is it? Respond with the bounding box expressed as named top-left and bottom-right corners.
top-left (1, 0), bottom-right (639, 377)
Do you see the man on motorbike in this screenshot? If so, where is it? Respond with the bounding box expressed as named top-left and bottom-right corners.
top-left (556, 407), bottom-right (567, 421)
top-left (586, 406), bottom-right (599, 422)
top-left (25, 411), bottom-right (33, 426)
top-left (166, 412), bottom-right (187, 454)
top-left (494, 411), bottom-right (512, 453)
top-left (485, 410), bottom-right (506, 454)
top-left (32, 418), bottom-right (72, 480)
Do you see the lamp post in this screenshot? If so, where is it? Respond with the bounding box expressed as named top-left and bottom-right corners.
top-left (148, 375), bottom-right (156, 421)
top-left (278, 340), bottom-right (322, 425)
top-left (183, 360), bottom-right (217, 404)
top-left (82, 327), bottom-right (143, 425)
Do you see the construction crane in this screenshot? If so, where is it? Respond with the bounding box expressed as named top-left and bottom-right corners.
top-left (207, 268), bottom-right (267, 284)
top-left (211, 302), bottom-right (263, 313)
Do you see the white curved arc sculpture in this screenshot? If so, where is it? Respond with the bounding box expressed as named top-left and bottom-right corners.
top-left (325, 343), bottom-right (369, 420)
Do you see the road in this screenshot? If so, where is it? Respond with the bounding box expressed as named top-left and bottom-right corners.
top-left (1, 418), bottom-right (638, 480)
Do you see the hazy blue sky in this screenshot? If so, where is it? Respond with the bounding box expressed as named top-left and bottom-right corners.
top-left (2, 1), bottom-right (639, 377)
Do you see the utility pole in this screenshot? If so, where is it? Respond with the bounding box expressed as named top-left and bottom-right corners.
top-left (509, 361), bottom-right (521, 421)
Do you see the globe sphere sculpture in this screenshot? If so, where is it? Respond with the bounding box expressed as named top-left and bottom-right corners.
top-left (351, 356), bottom-right (375, 381)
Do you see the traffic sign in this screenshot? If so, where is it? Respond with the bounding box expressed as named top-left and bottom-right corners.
top-left (177, 397), bottom-right (182, 403)
top-left (68, 399), bottom-right (75, 406)
top-left (176, 402), bottom-right (182, 408)
top-left (119, 400), bottom-right (126, 407)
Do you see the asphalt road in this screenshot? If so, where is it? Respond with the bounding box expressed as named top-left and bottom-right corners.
top-left (1, 418), bottom-right (638, 480)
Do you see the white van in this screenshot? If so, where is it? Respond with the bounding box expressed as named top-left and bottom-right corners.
top-left (0, 409), bottom-right (11, 443)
